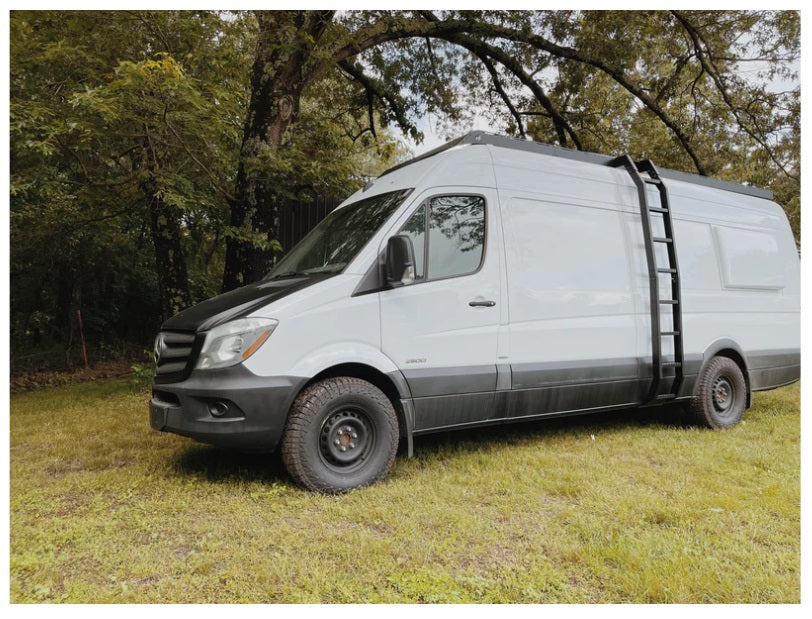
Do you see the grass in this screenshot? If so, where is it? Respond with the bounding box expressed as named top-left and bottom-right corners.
top-left (10, 379), bottom-right (800, 603)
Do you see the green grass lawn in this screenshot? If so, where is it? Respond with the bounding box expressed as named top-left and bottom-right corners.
top-left (10, 379), bottom-right (800, 603)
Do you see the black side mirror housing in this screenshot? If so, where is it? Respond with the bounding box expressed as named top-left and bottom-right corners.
top-left (385, 234), bottom-right (416, 287)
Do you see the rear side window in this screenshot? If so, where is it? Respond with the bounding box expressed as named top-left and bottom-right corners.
top-left (398, 195), bottom-right (485, 283)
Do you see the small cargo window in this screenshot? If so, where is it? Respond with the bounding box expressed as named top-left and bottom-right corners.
top-left (713, 226), bottom-right (785, 290)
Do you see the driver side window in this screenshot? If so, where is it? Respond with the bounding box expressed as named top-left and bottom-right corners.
top-left (397, 195), bottom-right (486, 284)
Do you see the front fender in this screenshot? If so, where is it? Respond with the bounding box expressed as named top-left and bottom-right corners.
top-left (285, 342), bottom-right (401, 384)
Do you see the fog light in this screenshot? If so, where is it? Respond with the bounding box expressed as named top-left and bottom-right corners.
top-left (209, 401), bottom-right (229, 418)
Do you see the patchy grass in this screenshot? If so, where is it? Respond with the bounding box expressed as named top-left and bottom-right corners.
top-left (9, 358), bottom-right (136, 394)
top-left (10, 380), bottom-right (799, 603)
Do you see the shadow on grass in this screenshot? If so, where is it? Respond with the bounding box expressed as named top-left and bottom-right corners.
top-left (174, 445), bottom-right (290, 485)
top-left (411, 403), bottom-right (692, 456)
top-left (172, 403), bottom-right (691, 483)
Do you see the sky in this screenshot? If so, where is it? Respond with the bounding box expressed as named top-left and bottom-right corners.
top-left (402, 115), bottom-right (496, 156)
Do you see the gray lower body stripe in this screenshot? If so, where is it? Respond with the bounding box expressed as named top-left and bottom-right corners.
top-left (404, 350), bottom-right (799, 433)
top-left (402, 365), bottom-right (496, 398)
top-left (746, 349), bottom-right (800, 391)
top-left (511, 357), bottom-right (641, 389)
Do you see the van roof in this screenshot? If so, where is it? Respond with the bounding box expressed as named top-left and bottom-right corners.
top-left (381, 131), bottom-right (773, 201)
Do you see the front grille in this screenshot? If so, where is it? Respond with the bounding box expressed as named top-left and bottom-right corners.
top-left (154, 330), bottom-right (198, 383)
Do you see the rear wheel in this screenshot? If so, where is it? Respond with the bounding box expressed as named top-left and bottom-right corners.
top-left (690, 356), bottom-right (747, 429)
top-left (281, 377), bottom-right (399, 493)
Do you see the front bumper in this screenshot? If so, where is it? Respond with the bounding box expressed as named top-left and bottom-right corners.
top-left (149, 364), bottom-right (307, 451)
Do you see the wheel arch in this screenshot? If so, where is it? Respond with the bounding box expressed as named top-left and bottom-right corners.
top-left (300, 362), bottom-right (414, 456)
top-left (700, 339), bottom-right (751, 408)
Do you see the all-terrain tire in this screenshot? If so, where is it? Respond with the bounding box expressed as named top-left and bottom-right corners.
top-left (690, 356), bottom-right (747, 429)
top-left (281, 377), bottom-right (399, 493)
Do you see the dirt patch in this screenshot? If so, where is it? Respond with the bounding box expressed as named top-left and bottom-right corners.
top-left (11, 360), bottom-right (134, 394)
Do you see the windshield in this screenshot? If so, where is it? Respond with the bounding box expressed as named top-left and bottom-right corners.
top-left (266, 189), bottom-right (412, 279)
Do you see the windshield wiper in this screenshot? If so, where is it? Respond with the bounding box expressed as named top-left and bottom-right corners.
top-left (268, 271), bottom-right (308, 280)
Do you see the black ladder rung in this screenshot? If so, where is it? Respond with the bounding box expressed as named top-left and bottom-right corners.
top-left (662, 362), bottom-right (682, 368)
top-left (659, 299), bottom-right (679, 305)
top-left (644, 178), bottom-right (662, 185)
top-left (657, 268), bottom-right (677, 274)
top-left (653, 236), bottom-right (673, 243)
top-left (649, 207), bottom-right (669, 213)
top-left (661, 331), bottom-right (680, 336)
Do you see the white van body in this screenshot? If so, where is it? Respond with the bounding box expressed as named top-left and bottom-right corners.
top-left (150, 132), bottom-right (800, 491)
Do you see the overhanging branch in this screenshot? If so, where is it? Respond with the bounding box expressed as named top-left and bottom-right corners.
top-left (415, 13), bottom-right (580, 149)
top-left (671, 10), bottom-right (798, 181)
top-left (480, 55), bottom-right (526, 139)
top-left (338, 59), bottom-right (415, 137)
top-left (326, 15), bottom-right (702, 171)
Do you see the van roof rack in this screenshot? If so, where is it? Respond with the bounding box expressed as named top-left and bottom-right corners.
top-left (381, 131), bottom-right (773, 201)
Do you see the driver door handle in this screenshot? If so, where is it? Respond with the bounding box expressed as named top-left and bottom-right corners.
top-left (469, 299), bottom-right (496, 307)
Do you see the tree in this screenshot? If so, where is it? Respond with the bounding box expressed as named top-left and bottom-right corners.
top-left (10, 10), bottom-right (405, 363)
top-left (11, 11), bottom-right (252, 335)
top-left (222, 10), bottom-right (799, 291)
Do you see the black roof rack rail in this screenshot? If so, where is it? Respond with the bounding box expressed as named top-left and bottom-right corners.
top-left (381, 131), bottom-right (773, 201)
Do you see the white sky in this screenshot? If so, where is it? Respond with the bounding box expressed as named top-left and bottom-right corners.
top-left (403, 115), bottom-right (497, 156)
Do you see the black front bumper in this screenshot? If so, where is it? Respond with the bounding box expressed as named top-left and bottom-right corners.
top-left (149, 364), bottom-right (307, 451)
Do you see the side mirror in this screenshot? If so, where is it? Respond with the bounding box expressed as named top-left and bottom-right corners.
top-left (385, 235), bottom-right (416, 287)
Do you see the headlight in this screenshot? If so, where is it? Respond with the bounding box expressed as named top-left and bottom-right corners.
top-left (195, 317), bottom-right (278, 370)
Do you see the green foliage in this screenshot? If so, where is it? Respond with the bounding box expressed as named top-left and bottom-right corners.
top-left (10, 10), bottom-right (401, 364)
top-left (10, 380), bottom-right (799, 602)
top-left (11, 11), bottom-right (239, 353)
top-left (130, 362), bottom-right (154, 393)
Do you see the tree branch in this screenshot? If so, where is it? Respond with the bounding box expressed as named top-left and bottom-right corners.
top-left (472, 21), bottom-right (705, 172)
top-left (338, 59), bottom-right (415, 137)
top-left (62, 199), bottom-right (142, 236)
top-left (480, 55), bottom-right (526, 139)
top-left (671, 10), bottom-right (798, 181)
top-left (415, 12), bottom-right (580, 148)
top-left (326, 15), bottom-right (700, 169)
top-left (416, 10), bottom-right (524, 140)
top-left (165, 121), bottom-right (236, 202)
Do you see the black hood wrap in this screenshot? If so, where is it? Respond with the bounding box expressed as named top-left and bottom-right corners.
top-left (161, 274), bottom-right (333, 333)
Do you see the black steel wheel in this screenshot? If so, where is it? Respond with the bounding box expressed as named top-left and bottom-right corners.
top-left (690, 356), bottom-right (747, 429)
top-left (281, 377), bottom-right (399, 493)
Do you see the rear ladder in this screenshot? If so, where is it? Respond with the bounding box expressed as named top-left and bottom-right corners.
top-left (609, 156), bottom-right (684, 402)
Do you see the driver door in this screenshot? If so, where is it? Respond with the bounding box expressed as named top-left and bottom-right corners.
top-left (380, 189), bottom-right (502, 431)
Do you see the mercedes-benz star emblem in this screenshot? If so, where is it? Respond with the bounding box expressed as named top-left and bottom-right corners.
top-left (153, 333), bottom-right (164, 365)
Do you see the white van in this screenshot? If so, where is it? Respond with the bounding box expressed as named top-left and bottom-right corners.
top-left (150, 132), bottom-right (800, 492)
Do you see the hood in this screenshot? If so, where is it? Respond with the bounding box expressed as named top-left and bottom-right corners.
top-left (161, 274), bottom-right (332, 333)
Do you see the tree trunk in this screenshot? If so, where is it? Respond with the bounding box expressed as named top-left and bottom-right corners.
top-left (138, 127), bottom-right (193, 322)
top-left (221, 11), bottom-right (333, 292)
top-left (147, 190), bottom-right (193, 321)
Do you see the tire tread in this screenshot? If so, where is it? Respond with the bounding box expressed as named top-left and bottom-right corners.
top-left (690, 356), bottom-right (746, 429)
top-left (281, 377), bottom-right (398, 493)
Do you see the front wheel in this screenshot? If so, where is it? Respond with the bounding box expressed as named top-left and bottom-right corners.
top-left (281, 377), bottom-right (399, 493)
top-left (690, 356), bottom-right (747, 429)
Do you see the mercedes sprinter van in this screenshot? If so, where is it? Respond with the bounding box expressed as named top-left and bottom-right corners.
top-left (150, 132), bottom-right (800, 492)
